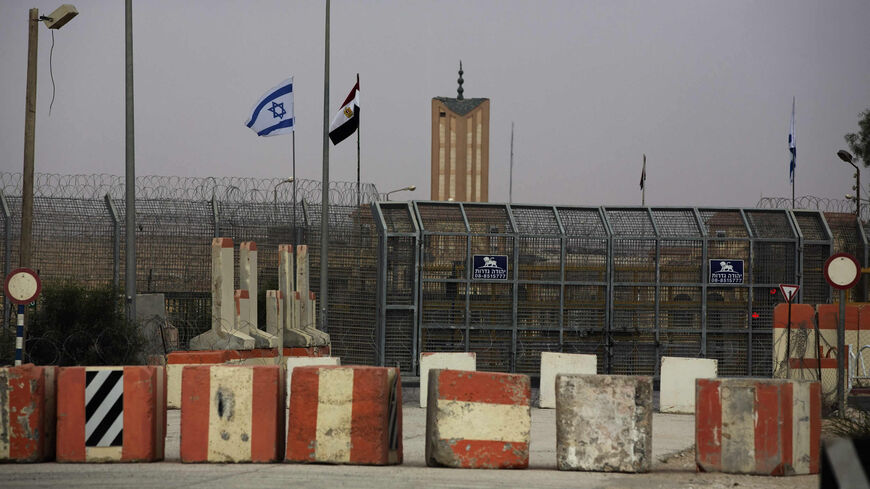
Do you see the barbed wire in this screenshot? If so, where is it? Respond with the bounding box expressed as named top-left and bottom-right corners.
top-left (756, 195), bottom-right (868, 219)
top-left (0, 172), bottom-right (380, 207)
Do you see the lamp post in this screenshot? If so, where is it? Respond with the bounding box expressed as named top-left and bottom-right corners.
top-left (272, 177), bottom-right (294, 224)
top-left (20, 5), bottom-right (78, 270)
top-left (272, 177), bottom-right (295, 206)
top-left (384, 185), bottom-right (416, 201)
top-left (838, 150), bottom-right (860, 218)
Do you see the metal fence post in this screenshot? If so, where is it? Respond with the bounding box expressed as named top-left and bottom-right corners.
top-left (104, 194), bottom-right (120, 291)
top-left (1, 189), bottom-right (11, 330)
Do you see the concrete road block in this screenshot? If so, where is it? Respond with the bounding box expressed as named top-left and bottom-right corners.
top-left (696, 378), bottom-right (821, 475)
top-left (56, 366), bottom-right (166, 462)
top-left (659, 356), bottom-right (717, 414)
top-left (284, 356), bottom-right (341, 408)
top-left (0, 364), bottom-right (57, 462)
top-left (180, 365), bottom-right (284, 463)
top-left (419, 352), bottom-right (476, 408)
top-left (286, 366), bottom-right (402, 465)
top-left (426, 369), bottom-right (531, 469)
top-left (555, 374), bottom-right (653, 472)
top-left (539, 352), bottom-right (596, 409)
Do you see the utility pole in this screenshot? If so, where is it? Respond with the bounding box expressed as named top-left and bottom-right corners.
top-left (20, 8), bottom-right (39, 269)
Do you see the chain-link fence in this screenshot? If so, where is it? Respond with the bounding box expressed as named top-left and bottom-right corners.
top-left (2, 173), bottom-right (866, 382)
top-left (374, 202), bottom-right (866, 380)
top-left (0, 172), bottom-right (379, 366)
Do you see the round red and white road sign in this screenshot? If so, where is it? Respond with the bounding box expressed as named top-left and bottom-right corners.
top-left (4, 268), bottom-right (41, 305)
top-left (823, 253), bottom-right (861, 290)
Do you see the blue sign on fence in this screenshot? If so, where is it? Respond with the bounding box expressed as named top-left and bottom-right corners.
top-left (709, 259), bottom-right (744, 284)
top-left (473, 255), bottom-right (508, 280)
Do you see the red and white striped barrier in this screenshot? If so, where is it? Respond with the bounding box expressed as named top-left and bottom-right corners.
top-left (426, 369), bottom-right (531, 469)
top-left (696, 378), bottom-right (821, 475)
top-left (56, 366), bottom-right (166, 462)
top-left (180, 365), bottom-right (283, 463)
top-left (0, 364), bottom-right (56, 462)
top-left (286, 365), bottom-right (402, 465)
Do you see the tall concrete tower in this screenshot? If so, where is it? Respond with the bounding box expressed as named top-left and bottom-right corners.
top-left (431, 62), bottom-right (490, 202)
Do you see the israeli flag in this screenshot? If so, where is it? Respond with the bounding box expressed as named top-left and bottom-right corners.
top-left (245, 77), bottom-right (294, 136)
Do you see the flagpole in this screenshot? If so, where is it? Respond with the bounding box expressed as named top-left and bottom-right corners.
top-left (509, 122), bottom-right (514, 204)
top-left (292, 131), bottom-right (297, 246)
top-left (356, 73), bottom-right (360, 208)
top-left (791, 96), bottom-right (795, 209)
top-left (320, 0), bottom-right (330, 334)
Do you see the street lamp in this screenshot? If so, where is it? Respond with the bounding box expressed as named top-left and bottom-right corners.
top-left (273, 177), bottom-right (295, 205)
top-left (20, 4), bottom-right (78, 269)
top-left (838, 150), bottom-right (859, 217)
top-left (384, 185), bottom-right (416, 201)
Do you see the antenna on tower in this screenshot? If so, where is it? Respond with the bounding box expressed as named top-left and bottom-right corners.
top-left (457, 61), bottom-right (464, 100)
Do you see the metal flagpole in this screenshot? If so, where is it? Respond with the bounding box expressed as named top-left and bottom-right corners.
top-left (320, 0), bottom-right (330, 333)
top-left (292, 131), bottom-right (297, 246)
top-left (356, 73), bottom-right (360, 209)
top-left (509, 122), bottom-right (514, 204)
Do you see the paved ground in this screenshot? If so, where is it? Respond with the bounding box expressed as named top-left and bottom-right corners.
top-left (1, 392), bottom-right (820, 488)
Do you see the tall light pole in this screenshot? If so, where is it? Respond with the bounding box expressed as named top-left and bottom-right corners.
top-left (384, 185), bottom-right (416, 201)
top-left (20, 5), bottom-right (78, 270)
top-left (125, 0), bottom-right (136, 323)
top-left (838, 150), bottom-right (859, 218)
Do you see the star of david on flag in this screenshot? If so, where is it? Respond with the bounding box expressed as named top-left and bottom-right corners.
top-left (245, 77), bottom-right (295, 136)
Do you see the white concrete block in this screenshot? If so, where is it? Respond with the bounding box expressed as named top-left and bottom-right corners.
top-left (239, 242), bottom-right (257, 328)
top-left (284, 356), bottom-right (341, 408)
top-left (660, 356), bottom-right (717, 414)
top-left (419, 352), bottom-right (476, 408)
top-left (539, 352), bottom-right (597, 408)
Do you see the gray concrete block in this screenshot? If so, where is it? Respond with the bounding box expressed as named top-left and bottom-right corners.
top-left (555, 374), bottom-right (653, 472)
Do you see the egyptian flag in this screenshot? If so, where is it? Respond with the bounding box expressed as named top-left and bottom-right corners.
top-left (640, 154), bottom-right (646, 189)
top-left (329, 78), bottom-right (360, 145)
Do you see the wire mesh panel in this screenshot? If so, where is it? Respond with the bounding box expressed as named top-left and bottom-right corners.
top-left (660, 286), bottom-right (702, 331)
top-left (745, 210), bottom-right (796, 240)
top-left (612, 240), bottom-right (656, 283)
top-left (421, 276), bottom-right (466, 327)
top-left (612, 286), bottom-right (655, 332)
top-left (652, 209), bottom-right (702, 237)
top-left (699, 209), bottom-right (749, 238)
top-left (794, 210), bottom-right (832, 304)
top-left (384, 309), bottom-right (413, 371)
top-left (510, 205), bottom-right (561, 235)
top-left (610, 332), bottom-right (656, 375)
top-left (707, 333), bottom-right (750, 375)
top-left (469, 283), bottom-right (513, 328)
top-left (463, 204), bottom-right (513, 234)
top-left (468, 329), bottom-right (512, 372)
top-left (416, 203), bottom-right (467, 233)
top-left (516, 329), bottom-right (560, 375)
top-left (517, 284), bottom-right (559, 329)
top-left (706, 287), bottom-right (749, 330)
top-left (825, 212), bottom-right (863, 301)
top-left (660, 240), bottom-right (703, 283)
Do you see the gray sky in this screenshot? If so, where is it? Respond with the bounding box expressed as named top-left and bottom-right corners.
top-left (1, 0), bottom-right (869, 207)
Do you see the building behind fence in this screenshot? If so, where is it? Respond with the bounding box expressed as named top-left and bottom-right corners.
top-left (1, 173), bottom-right (867, 382)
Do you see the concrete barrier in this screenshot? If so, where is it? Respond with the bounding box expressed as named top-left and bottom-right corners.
top-left (555, 374), bottom-right (653, 472)
top-left (426, 369), bottom-right (530, 469)
top-left (419, 352), bottom-right (476, 408)
top-left (659, 356), bottom-right (717, 414)
top-left (180, 365), bottom-right (284, 463)
top-left (539, 352), bottom-right (596, 409)
top-left (696, 378), bottom-right (821, 475)
top-left (284, 356), bottom-right (341, 408)
top-left (0, 364), bottom-right (57, 462)
top-left (286, 365), bottom-right (402, 465)
top-left (165, 347), bottom-right (331, 409)
top-left (56, 366), bottom-right (166, 462)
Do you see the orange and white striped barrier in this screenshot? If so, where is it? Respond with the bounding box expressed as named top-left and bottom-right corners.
top-left (165, 347), bottom-right (331, 409)
top-left (696, 378), bottom-right (821, 475)
top-left (0, 364), bottom-right (57, 462)
top-left (56, 366), bottom-right (166, 462)
top-left (180, 365), bottom-right (284, 463)
top-left (426, 369), bottom-right (531, 469)
top-left (419, 352), bottom-right (476, 408)
top-left (286, 365), bottom-right (402, 465)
